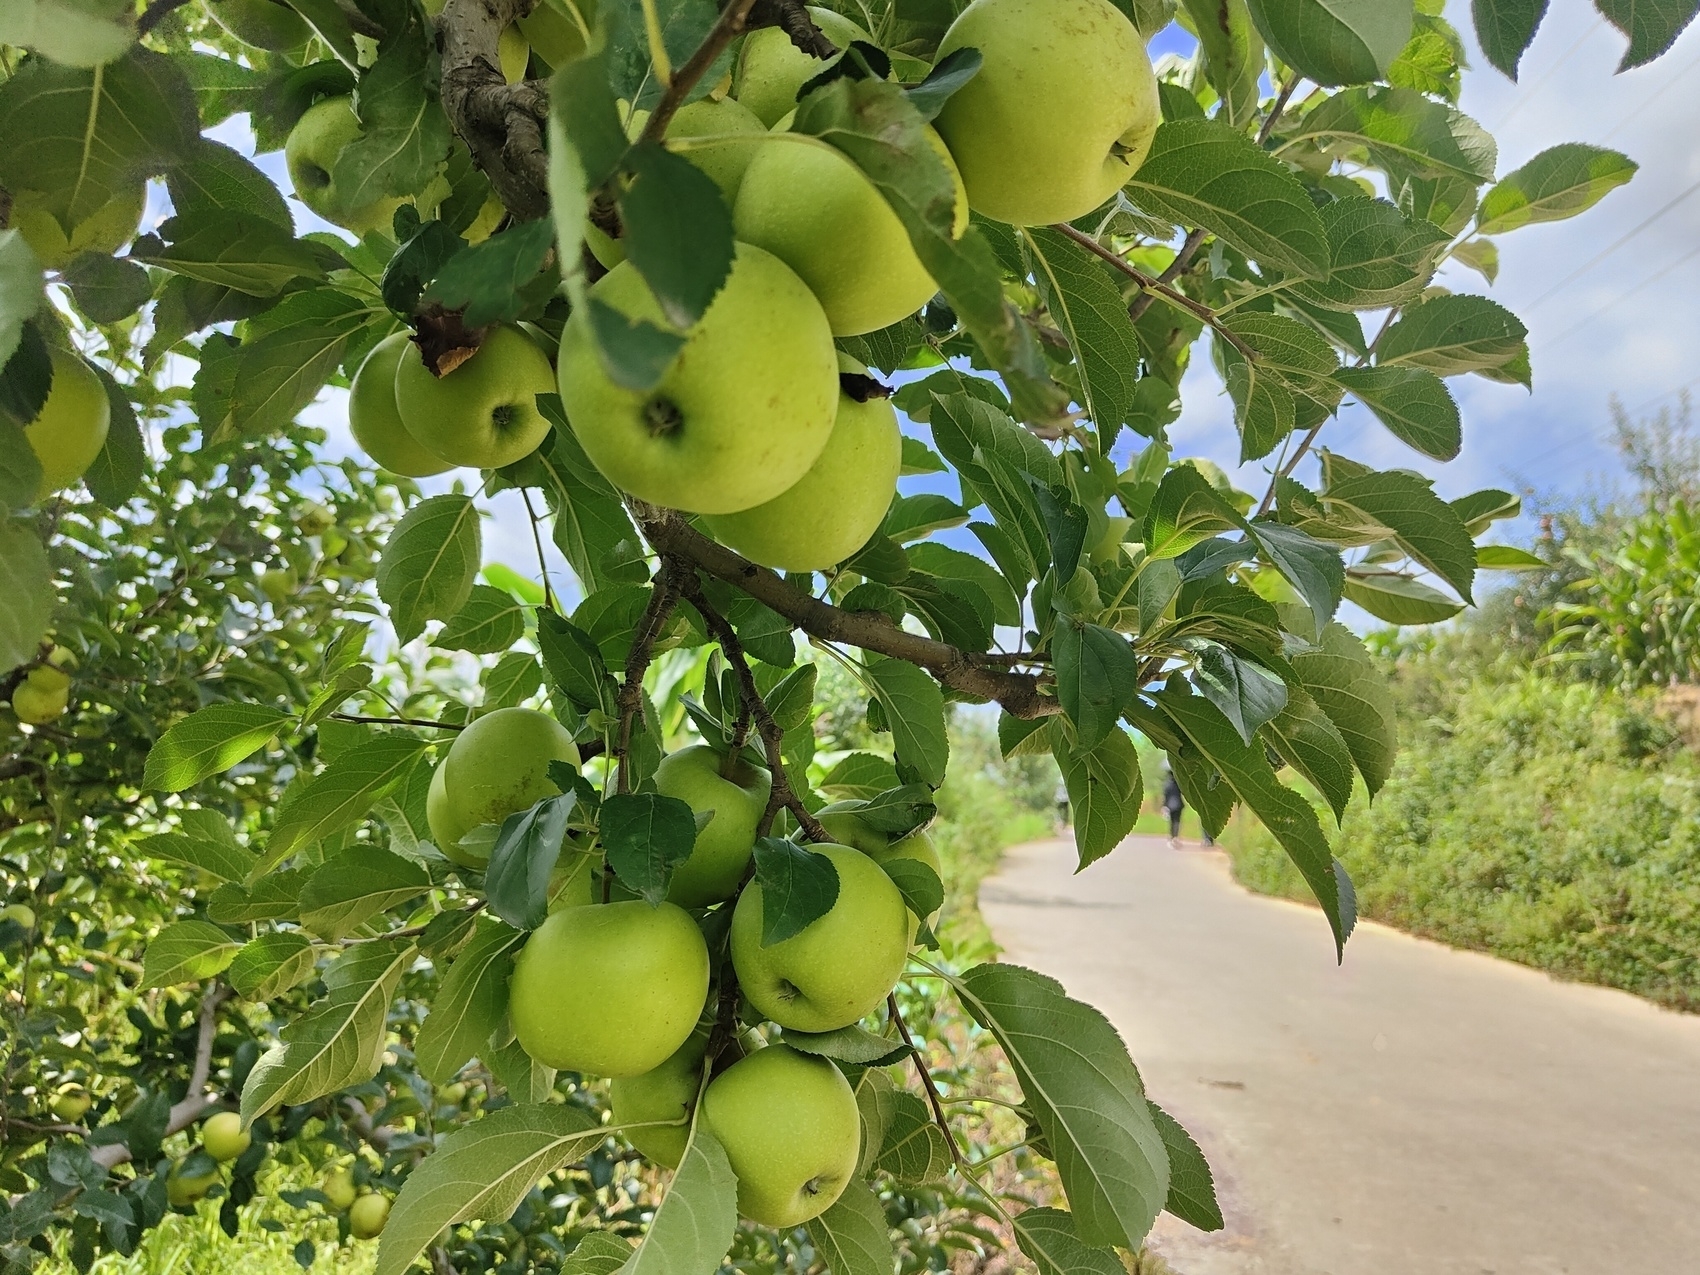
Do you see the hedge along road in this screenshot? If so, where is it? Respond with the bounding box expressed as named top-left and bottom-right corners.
top-left (978, 836), bottom-right (1700, 1275)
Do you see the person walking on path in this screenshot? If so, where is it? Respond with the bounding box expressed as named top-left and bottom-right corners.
top-left (1162, 769), bottom-right (1184, 847)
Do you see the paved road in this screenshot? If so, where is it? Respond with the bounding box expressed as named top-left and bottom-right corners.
top-left (978, 837), bottom-right (1700, 1275)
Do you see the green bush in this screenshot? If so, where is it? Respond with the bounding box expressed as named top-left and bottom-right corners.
top-left (1227, 668), bottom-right (1700, 1011)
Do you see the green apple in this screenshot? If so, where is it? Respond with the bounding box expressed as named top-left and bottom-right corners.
top-left (653, 744), bottom-right (771, 907)
top-left (259, 567), bottom-right (298, 604)
top-left (48, 1084), bottom-right (89, 1123)
top-left (547, 847), bottom-right (601, 911)
top-left (322, 1166), bottom-right (357, 1211)
top-left (11, 666), bottom-right (71, 726)
top-left (285, 96), bottom-right (406, 236)
top-left (0, 903), bottom-right (36, 931)
top-left (166, 1159), bottom-right (218, 1208)
top-left (557, 243), bottom-right (838, 514)
top-left (201, 1110), bottom-right (250, 1162)
top-left (11, 184), bottom-right (147, 270)
top-left (933, 0), bottom-right (1160, 226)
top-left (24, 348), bottom-right (111, 500)
top-left (702, 354), bottom-right (900, 570)
top-left (297, 501), bottom-right (336, 535)
top-left (394, 324), bottom-right (556, 469)
top-left (733, 124), bottom-right (963, 336)
top-left (349, 1192), bottom-right (390, 1239)
top-left (499, 23), bottom-right (531, 81)
top-left (517, 0), bottom-right (592, 68)
top-left (816, 809), bottom-right (941, 938)
top-left (463, 193), bottom-right (507, 244)
top-left (349, 332), bottom-right (454, 477)
top-left (702, 1044), bottom-right (859, 1227)
top-left (731, 842), bottom-right (909, 1031)
top-left (426, 707), bottom-right (579, 868)
top-left (508, 901), bottom-right (710, 1076)
top-left (206, 0), bottom-right (312, 51)
top-left (735, 6), bottom-right (873, 126)
top-left (608, 1028), bottom-right (708, 1168)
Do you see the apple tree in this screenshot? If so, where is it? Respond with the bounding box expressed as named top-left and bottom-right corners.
top-left (0, 0), bottom-right (1680, 1271)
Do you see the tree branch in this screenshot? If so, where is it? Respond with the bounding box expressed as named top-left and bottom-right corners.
top-left (613, 567), bottom-right (684, 796)
top-left (90, 982), bottom-right (231, 1170)
top-left (747, 0), bottom-right (837, 56)
top-left (439, 0), bottom-right (553, 221)
top-left (888, 993), bottom-right (967, 1172)
top-left (330, 714), bottom-right (464, 730)
top-left (638, 0), bottom-right (762, 144)
top-left (636, 510), bottom-right (1058, 719)
top-left (1127, 226), bottom-right (1208, 323)
top-left (1257, 72), bottom-right (1303, 146)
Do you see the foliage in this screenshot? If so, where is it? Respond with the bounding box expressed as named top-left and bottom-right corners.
top-left (0, 0), bottom-right (1676, 1271)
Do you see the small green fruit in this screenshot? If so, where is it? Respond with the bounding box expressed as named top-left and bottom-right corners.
top-left (0, 903), bottom-right (36, 931)
top-left (285, 96), bottom-right (405, 236)
top-left (23, 348), bottom-right (111, 500)
top-left (348, 332), bottom-right (453, 477)
top-left (166, 1159), bottom-right (219, 1208)
top-left (653, 744), bottom-right (771, 907)
top-left (322, 1166), bottom-right (357, 1211)
top-left (608, 1029), bottom-right (708, 1168)
top-left (735, 7), bottom-right (873, 126)
top-left (259, 567), bottom-right (298, 604)
top-left (12, 666), bottom-right (72, 726)
top-left (201, 1111), bottom-right (251, 1162)
top-left (393, 325), bottom-right (556, 470)
top-left (439, 1081), bottom-right (468, 1105)
top-left (11, 185), bottom-right (146, 270)
top-left (425, 707), bottom-right (579, 868)
top-left (49, 1085), bottom-right (89, 1123)
top-left (349, 1192), bottom-right (390, 1239)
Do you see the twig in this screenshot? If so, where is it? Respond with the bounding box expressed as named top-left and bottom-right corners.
top-left (638, 0), bottom-right (762, 144)
top-left (748, 0), bottom-right (837, 56)
top-left (1127, 227), bottom-right (1208, 323)
top-left (888, 993), bottom-right (967, 1172)
top-left (330, 714), bottom-right (464, 730)
top-left (136, 0), bottom-right (193, 36)
top-left (636, 510), bottom-right (1058, 720)
top-left (672, 566), bottom-right (827, 841)
top-left (520, 488), bottom-right (557, 613)
top-left (91, 982), bottom-right (231, 1169)
top-left (1256, 72), bottom-right (1303, 146)
top-left (613, 569), bottom-right (684, 796)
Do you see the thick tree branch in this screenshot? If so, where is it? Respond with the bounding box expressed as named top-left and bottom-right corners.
top-left (90, 982), bottom-right (230, 1170)
top-left (747, 0), bottom-right (837, 56)
top-left (889, 993), bottom-right (968, 1171)
top-left (439, 0), bottom-right (553, 221)
top-left (638, 0), bottom-right (762, 144)
top-left (636, 511), bottom-right (1059, 719)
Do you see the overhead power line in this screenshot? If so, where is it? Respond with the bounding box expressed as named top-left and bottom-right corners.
top-left (1490, 19), bottom-right (1606, 132)
top-left (1541, 242), bottom-right (1700, 348)
top-left (1525, 174), bottom-right (1700, 308)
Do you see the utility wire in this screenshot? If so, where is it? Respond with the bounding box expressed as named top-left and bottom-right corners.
top-left (1490, 19), bottom-right (1606, 132)
top-left (1540, 242), bottom-right (1700, 348)
top-left (1525, 174), bottom-right (1700, 308)
top-left (1600, 45), bottom-right (1700, 141)
top-left (1625, 376), bottom-right (1700, 419)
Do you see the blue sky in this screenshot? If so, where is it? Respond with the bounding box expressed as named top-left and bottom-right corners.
top-left (204, 1), bottom-right (1700, 606)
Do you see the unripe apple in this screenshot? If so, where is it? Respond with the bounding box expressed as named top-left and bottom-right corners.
top-left (547, 848), bottom-right (602, 911)
top-left (207, 0), bottom-right (312, 52)
top-left (439, 1081), bottom-right (468, 1105)
top-left (0, 903), bottom-right (36, 931)
top-left (731, 842), bottom-right (909, 1032)
top-left (735, 6), bottom-right (873, 126)
top-left (259, 567), bottom-right (298, 604)
top-left (348, 332), bottom-right (454, 477)
top-left (609, 1029), bottom-right (708, 1168)
top-left (349, 1192), bottom-right (390, 1239)
top-left (733, 123), bottom-right (964, 336)
top-left (49, 1084), bottom-right (89, 1123)
top-left (653, 745), bottom-right (771, 907)
top-left (508, 901), bottom-right (710, 1077)
top-left (393, 325), bottom-right (556, 470)
top-left (200, 1110), bottom-right (251, 1162)
top-left (297, 500), bottom-right (336, 536)
top-left (322, 1165), bottom-right (358, 1211)
top-left (702, 1044), bottom-right (859, 1227)
top-left (10, 184), bottom-right (146, 270)
top-left (23, 348), bottom-right (110, 500)
top-left (933, 0), bottom-right (1160, 226)
top-left (426, 707), bottom-right (579, 868)
top-left (515, 0), bottom-right (591, 69)
top-left (703, 355), bottom-right (900, 570)
top-left (285, 96), bottom-right (406, 236)
top-left (557, 244), bottom-right (838, 514)
top-left (11, 666), bottom-right (72, 726)
top-left (815, 809), bottom-right (941, 938)
top-left (166, 1159), bottom-right (219, 1208)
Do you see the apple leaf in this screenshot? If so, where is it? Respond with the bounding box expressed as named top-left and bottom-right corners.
top-left (1149, 1104), bottom-right (1224, 1231)
top-left (258, 734), bottom-right (429, 876)
top-left (618, 142), bottom-right (735, 331)
top-left (437, 585), bottom-right (528, 655)
top-left (330, 10), bottom-right (453, 212)
top-left (421, 218), bottom-right (557, 329)
top-left (537, 610), bottom-right (619, 719)
top-left (871, 1090), bottom-right (952, 1184)
top-left (821, 783), bottom-right (936, 835)
top-left (1189, 644), bottom-right (1288, 746)
top-left (140, 920), bottom-right (241, 990)
top-left (1013, 1207), bottom-right (1126, 1275)
top-left (227, 931), bottom-right (317, 1002)
top-left (861, 656), bottom-right (949, 787)
top-left (298, 845), bottom-right (432, 941)
top-left (806, 1180), bottom-right (896, 1275)
top-left (1246, 0), bottom-right (1412, 86)
top-left (377, 493), bottom-right (482, 645)
top-left (599, 792), bottom-right (697, 907)
top-left (881, 858), bottom-right (943, 944)
top-left (1595, 0), bottom-right (1700, 70)
top-left (1248, 520), bottom-right (1344, 626)
top-left (374, 1102), bottom-right (605, 1275)
top-left (751, 838), bottom-right (840, 946)
top-left (485, 794), bottom-right (578, 931)
top-left (1021, 228), bottom-right (1141, 438)
top-left (617, 1121), bottom-right (737, 1275)
top-left (1333, 365), bottom-right (1460, 461)
top-left (1053, 622), bottom-right (1140, 750)
top-left (415, 916), bottom-right (525, 1085)
top-left (141, 702), bottom-right (291, 794)
top-left (133, 833), bottom-right (255, 885)
top-left (783, 1023), bottom-right (911, 1066)
top-left (562, 1233), bottom-right (635, 1275)
top-left (0, 230), bottom-right (43, 374)
top-left (1472, 0), bottom-right (1548, 78)
top-left (1050, 721), bottom-right (1145, 872)
top-left (1476, 143), bottom-right (1637, 234)
top-left (587, 298), bottom-right (686, 392)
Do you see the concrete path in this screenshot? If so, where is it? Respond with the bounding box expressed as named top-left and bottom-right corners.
top-left (978, 837), bottom-right (1700, 1275)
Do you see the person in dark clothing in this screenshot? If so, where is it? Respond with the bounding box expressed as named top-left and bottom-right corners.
top-left (1161, 770), bottom-right (1184, 846)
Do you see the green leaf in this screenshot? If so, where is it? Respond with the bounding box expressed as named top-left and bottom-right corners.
top-left (1148, 1104), bottom-right (1224, 1231)
top-left (1014, 1206), bottom-right (1126, 1275)
top-left (81, 360), bottom-right (144, 508)
top-left (1322, 466), bottom-right (1475, 600)
top-left (168, 138), bottom-right (293, 229)
top-left (1126, 120), bottom-right (1330, 278)
top-left (0, 521), bottom-right (53, 674)
top-left (481, 652), bottom-right (544, 713)
top-left (872, 1091), bottom-right (953, 1184)
top-left (1218, 312), bottom-right (1341, 462)
top-left (1477, 143), bottom-right (1637, 234)
top-left (1144, 466), bottom-right (1243, 562)
top-left (538, 610), bottom-right (618, 717)
top-left (422, 218), bottom-right (557, 328)
top-left (0, 231), bottom-right (44, 372)
top-left (0, 0), bottom-right (136, 68)
top-left (1452, 487), bottom-right (1521, 534)
top-left (486, 1036), bottom-right (559, 1105)
top-left (485, 794), bottom-right (576, 930)
top-left (752, 837), bottom-right (841, 946)
top-left (1052, 722), bottom-right (1145, 872)
top-left (377, 494), bottom-right (482, 645)
top-left (882, 857), bottom-right (944, 928)
top-left (821, 783), bottom-right (937, 836)
top-left (207, 870), bottom-right (305, 924)
top-left (587, 297), bottom-right (687, 392)
top-left (563, 1233), bottom-right (636, 1275)
top-left (535, 403), bottom-right (648, 594)
top-left (1290, 197), bottom-right (1449, 312)
top-left (1261, 686), bottom-right (1356, 823)
top-left (416, 916), bottom-right (524, 1084)
top-left (437, 584), bottom-right (528, 655)
top-left (133, 833), bottom-right (254, 884)
top-left (1247, 0), bottom-right (1412, 85)
top-left (142, 703), bottom-right (289, 793)
top-left (1334, 365), bottom-right (1459, 461)
top-left (609, 0), bottom-right (733, 112)
top-left (1022, 228), bottom-right (1140, 434)
top-left (1290, 621), bottom-right (1397, 796)
top-left (1191, 645), bottom-right (1288, 744)
top-left (951, 963), bottom-right (1169, 1248)
top-left (375, 1103), bottom-right (604, 1275)
top-left (1054, 622), bottom-right (1139, 750)
top-left (0, 422), bottom-right (42, 514)
top-left (1472, 0), bottom-right (1547, 77)
top-left (619, 141), bottom-right (735, 330)
top-left (1156, 684), bottom-right (1348, 954)
top-left (1596, 0), bottom-right (1699, 69)
top-left (1288, 86), bottom-right (1495, 183)
top-left (883, 493), bottom-right (969, 543)
top-left (0, 49), bottom-right (198, 229)
top-left (863, 655), bottom-right (949, 786)
top-left (818, 752), bottom-right (901, 801)
top-left (1342, 567), bottom-right (1464, 624)
top-left (1477, 544), bottom-right (1546, 570)
top-left (241, 938), bottom-right (414, 1125)
top-left (141, 920), bottom-right (240, 989)
top-left (222, 289), bottom-right (375, 437)
top-left (60, 253), bottom-right (153, 326)
top-left (331, 14), bottom-right (453, 212)
top-left (601, 792), bottom-right (697, 908)
top-left (1180, 0), bottom-right (1265, 127)
top-left (617, 1123), bottom-right (738, 1275)
top-left (134, 211), bottom-right (329, 297)
top-left (1248, 520), bottom-right (1343, 625)
top-left (260, 734), bottom-right (429, 874)
top-left (298, 845), bottom-right (431, 941)
top-left (784, 1023), bottom-right (909, 1066)
top-left (806, 1179), bottom-right (896, 1275)
top-left (227, 932), bottom-right (318, 1002)
top-left (908, 541), bottom-right (1021, 627)
top-left (1375, 293), bottom-right (1529, 381)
